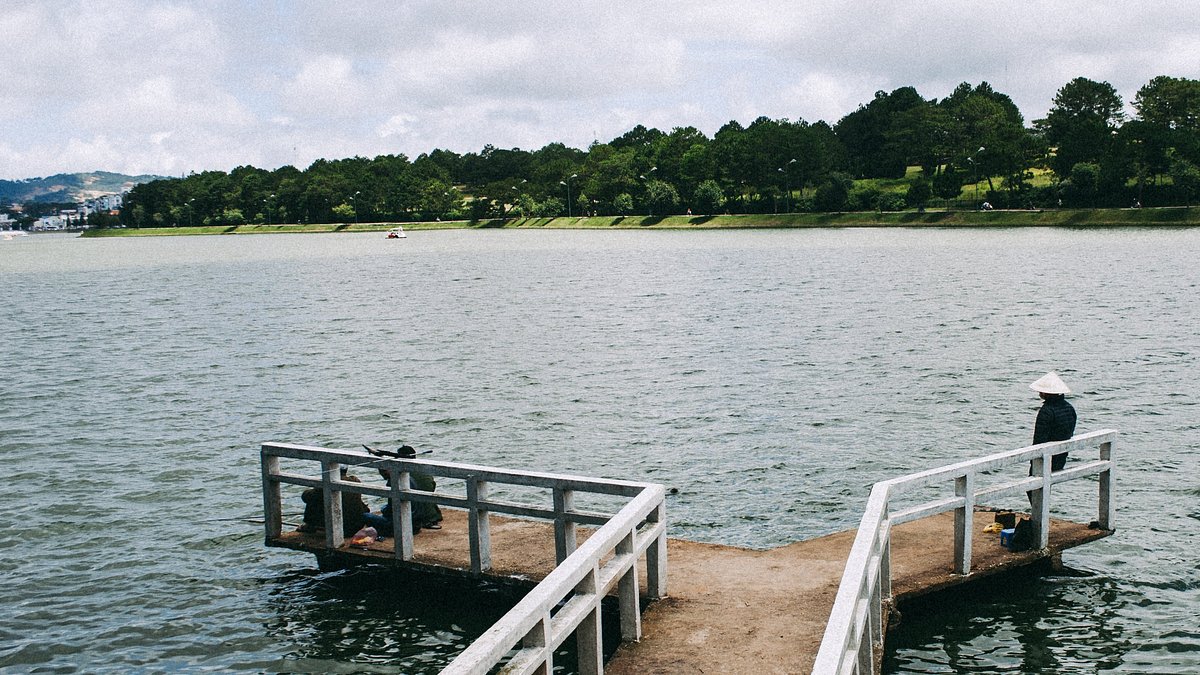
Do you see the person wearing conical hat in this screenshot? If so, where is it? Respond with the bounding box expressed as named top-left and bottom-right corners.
top-left (1030, 371), bottom-right (1077, 471)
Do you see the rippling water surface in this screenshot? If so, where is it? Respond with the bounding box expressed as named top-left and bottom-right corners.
top-left (1, 228), bottom-right (1197, 673)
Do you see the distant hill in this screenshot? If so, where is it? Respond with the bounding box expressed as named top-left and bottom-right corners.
top-left (0, 172), bottom-right (165, 204)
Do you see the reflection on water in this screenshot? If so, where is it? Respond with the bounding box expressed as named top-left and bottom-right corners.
top-left (1, 228), bottom-right (1199, 672)
top-left (262, 569), bottom-right (521, 672)
top-left (886, 571), bottom-right (1135, 673)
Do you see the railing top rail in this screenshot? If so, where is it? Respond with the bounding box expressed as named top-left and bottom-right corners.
top-left (812, 483), bottom-right (891, 674)
top-left (883, 429), bottom-right (1116, 494)
top-left (442, 484), bottom-right (666, 673)
top-left (262, 442), bottom-right (657, 496)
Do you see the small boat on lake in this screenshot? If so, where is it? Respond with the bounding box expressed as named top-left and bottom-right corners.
top-left (386, 227), bottom-right (406, 239)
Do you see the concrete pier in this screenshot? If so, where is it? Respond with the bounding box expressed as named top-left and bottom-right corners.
top-left (267, 508), bottom-right (1111, 673)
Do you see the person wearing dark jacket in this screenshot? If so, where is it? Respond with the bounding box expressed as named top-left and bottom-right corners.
top-left (297, 467), bottom-right (370, 536)
top-left (1030, 371), bottom-right (1077, 471)
top-left (362, 445), bottom-right (443, 537)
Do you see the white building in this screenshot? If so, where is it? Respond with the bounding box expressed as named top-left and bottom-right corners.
top-left (33, 215), bottom-right (65, 231)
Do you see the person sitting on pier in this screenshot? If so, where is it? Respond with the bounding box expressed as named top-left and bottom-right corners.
top-left (297, 466), bottom-right (370, 536)
top-left (362, 445), bottom-right (443, 537)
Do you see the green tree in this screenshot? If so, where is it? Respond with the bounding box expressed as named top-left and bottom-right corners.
top-left (814, 173), bottom-right (852, 211)
top-left (1038, 77), bottom-right (1125, 179)
top-left (932, 166), bottom-right (965, 202)
top-left (613, 192), bottom-right (634, 215)
top-left (331, 203), bottom-right (355, 222)
top-left (835, 87), bottom-right (927, 178)
top-left (220, 207), bottom-right (246, 225)
top-left (1062, 162), bottom-right (1101, 207)
top-left (644, 179), bottom-right (679, 215)
top-left (1133, 76), bottom-right (1200, 184)
top-left (906, 176), bottom-right (933, 211)
top-left (1134, 76), bottom-right (1200, 133)
top-left (692, 180), bottom-right (724, 214)
top-left (1170, 156), bottom-right (1200, 207)
top-left (941, 82), bottom-right (1034, 195)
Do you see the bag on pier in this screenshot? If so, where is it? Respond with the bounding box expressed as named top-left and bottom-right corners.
top-left (1007, 518), bottom-right (1037, 552)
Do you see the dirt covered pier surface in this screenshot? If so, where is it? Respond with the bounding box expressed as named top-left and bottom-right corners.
top-left (268, 509), bottom-right (1110, 673)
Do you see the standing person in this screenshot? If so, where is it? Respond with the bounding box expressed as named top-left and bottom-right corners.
top-left (1030, 371), bottom-right (1077, 470)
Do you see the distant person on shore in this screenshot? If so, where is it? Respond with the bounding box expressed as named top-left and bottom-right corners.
top-left (1030, 371), bottom-right (1077, 471)
top-left (362, 445), bottom-right (443, 536)
top-left (297, 466), bottom-right (369, 536)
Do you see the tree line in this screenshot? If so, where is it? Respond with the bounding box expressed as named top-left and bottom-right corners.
top-left (121, 75), bottom-right (1200, 227)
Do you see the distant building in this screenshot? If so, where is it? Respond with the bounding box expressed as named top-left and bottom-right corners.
top-left (84, 194), bottom-right (123, 212)
top-left (0, 213), bottom-right (16, 229)
top-left (33, 215), bottom-right (65, 231)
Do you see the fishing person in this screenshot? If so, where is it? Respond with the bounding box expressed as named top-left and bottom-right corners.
top-left (1030, 371), bottom-right (1077, 470)
top-left (361, 444), bottom-right (443, 537)
top-left (297, 466), bottom-right (370, 536)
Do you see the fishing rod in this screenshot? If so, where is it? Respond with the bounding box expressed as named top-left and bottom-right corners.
top-left (361, 444), bottom-right (434, 458)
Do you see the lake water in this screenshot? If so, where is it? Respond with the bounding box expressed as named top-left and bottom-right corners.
top-left (1, 227), bottom-right (1197, 673)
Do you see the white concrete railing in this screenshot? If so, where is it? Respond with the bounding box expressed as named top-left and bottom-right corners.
top-left (260, 442), bottom-right (668, 675)
top-left (811, 429), bottom-right (1117, 675)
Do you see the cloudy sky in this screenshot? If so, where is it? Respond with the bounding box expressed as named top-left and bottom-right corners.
top-left (2, 1), bottom-right (1197, 180)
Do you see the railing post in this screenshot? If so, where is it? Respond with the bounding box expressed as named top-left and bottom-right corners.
top-left (857, 598), bottom-right (875, 675)
top-left (261, 449), bottom-right (282, 539)
top-left (468, 477), bottom-right (492, 574)
top-left (1098, 439), bottom-right (1115, 530)
top-left (879, 504), bottom-right (892, 600)
top-left (554, 487), bottom-right (577, 564)
top-left (953, 472), bottom-right (975, 574)
top-left (575, 567), bottom-right (603, 675)
top-left (869, 563), bottom-right (882, 656)
top-left (393, 469), bottom-right (414, 560)
top-left (1031, 453), bottom-right (1052, 549)
top-left (617, 530), bottom-right (641, 642)
top-left (321, 460), bottom-right (345, 549)
top-left (646, 498), bottom-right (668, 600)
top-left (521, 613), bottom-right (552, 675)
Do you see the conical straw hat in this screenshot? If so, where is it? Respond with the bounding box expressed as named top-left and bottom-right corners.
top-left (1029, 371), bottom-right (1070, 394)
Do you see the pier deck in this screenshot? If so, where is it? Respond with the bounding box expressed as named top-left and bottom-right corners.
top-left (268, 508), bottom-right (1111, 674)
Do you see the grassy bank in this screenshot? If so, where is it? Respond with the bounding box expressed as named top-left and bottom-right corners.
top-left (82, 207), bottom-right (1200, 237)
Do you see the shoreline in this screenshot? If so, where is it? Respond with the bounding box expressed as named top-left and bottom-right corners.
top-left (80, 207), bottom-right (1200, 237)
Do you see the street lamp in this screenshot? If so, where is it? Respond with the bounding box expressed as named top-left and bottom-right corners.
top-left (640, 166), bottom-right (657, 216)
top-left (967, 155), bottom-right (980, 206)
top-left (265, 193), bottom-right (275, 226)
top-left (974, 147), bottom-right (985, 206)
top-left (187, 198), bottom-right (195, 228)
top-left (779, 158), bottom-right (796, 212)
top-left (352, 191), bottom-right (361, 224)
top-left (559, 174), bottom-right (578, 217)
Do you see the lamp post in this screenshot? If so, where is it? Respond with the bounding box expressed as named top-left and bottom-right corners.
top-left (640, 166), bottom-right (657, 216)
top-left (187, 198), bottom-right (195, 228)
top-left (560, 174), bottom-right (577, 217)
top-left (973, 147), bottom-right (985, 206)
top-left (265, 193), bottom-right (275, 226)
top-left (967, 154), bottom-right (979, 207)
top-left (509, 179), bottom-right (527, 217)
top-left (778, 158), bottom-right (796, 213)
top-left (352, 190), bottom-right (361, 224)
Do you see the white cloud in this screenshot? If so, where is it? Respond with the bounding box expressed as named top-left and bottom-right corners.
top-left (1, 0), bottom-right (1198, 178)
top-left (281, 54), bottom-right (372, 120)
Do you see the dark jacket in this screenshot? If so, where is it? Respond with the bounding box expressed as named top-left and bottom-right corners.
top-left (299, 474), bottom-right (369, 536)
top-left (1034, 395), bottom-right (1077, 445)
top-left (379, 473), bottom-right (443, 532)
top-left (1034, 395), bottom-right (1077, 471)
